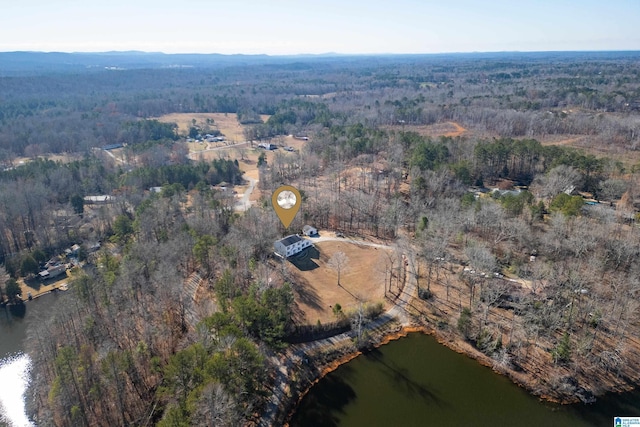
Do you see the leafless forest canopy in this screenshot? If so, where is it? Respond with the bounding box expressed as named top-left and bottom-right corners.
top-left (0, 51), bottom-right (640, 425)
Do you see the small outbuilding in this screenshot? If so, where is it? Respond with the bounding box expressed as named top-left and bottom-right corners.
top-left (64, 244), bottom-right (81, 257)
top-left (302, 225), bottom-right (318, 237)
top-left (274, 234), bottom-right (313, 258)
top-left (258, 142), bottom-right (276, 150)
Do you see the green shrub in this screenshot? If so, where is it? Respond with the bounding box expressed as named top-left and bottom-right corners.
top-left (419, 288), bottom-right (433, 300)
top-left (549, 193), bottom-right (583, 217)
top-left (457, 307), bottom-right (472, 339)
top-left (552, 332), bottom-right (572, 364)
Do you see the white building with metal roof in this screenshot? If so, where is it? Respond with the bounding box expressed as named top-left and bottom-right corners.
top-left (274, 234), bottom-right (312, 258)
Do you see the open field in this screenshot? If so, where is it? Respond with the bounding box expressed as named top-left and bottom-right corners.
top-left (538, 134), bottom-right (640, 169)
top-left (287, 240), bottom-right (390, 325)
top-left (191, 135), bottom-right (308, 205)
top-left (158, 112), bottom-right (305, 210)
top-left (7, 153), bottom-right (83, 169)
top-left (155, 112), bottom-right (269, 142)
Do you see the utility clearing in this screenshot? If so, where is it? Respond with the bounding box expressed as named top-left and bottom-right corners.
top-left (385, 121), bottom-right (469, 138)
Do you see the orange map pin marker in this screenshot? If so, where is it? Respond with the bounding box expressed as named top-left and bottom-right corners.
top-left (272, 185), bottom-right (301, 228)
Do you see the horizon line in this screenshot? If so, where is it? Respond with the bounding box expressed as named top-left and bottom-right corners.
top-left (2, 48), bottom-right (640, 57)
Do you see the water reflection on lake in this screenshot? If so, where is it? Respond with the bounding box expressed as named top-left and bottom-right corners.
top-left (0, 354), bottom-right (33, 427)
top-left (0, 294), bottom-right (60, 427)
top-left (291, 333), bottom-right (640, 427)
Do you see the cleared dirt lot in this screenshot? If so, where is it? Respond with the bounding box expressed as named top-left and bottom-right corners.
top-left (287, 240), bottom-right (390, 325)
top-left (385, 121), bottom-right (469, 138)
top-left (538, 134), bottom-right (640, 168)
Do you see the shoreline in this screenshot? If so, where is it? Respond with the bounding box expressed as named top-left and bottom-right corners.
top-left (282, 324), bottom-right (426, 426)
top-left (280, 321), bottom-right (638, 425)
top-left (2, 287), bottom-right (66, 309)
top-left (18, 280), bottom-right (68, 303)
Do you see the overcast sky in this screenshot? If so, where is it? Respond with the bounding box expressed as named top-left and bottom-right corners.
top-left (1, 0), bottom-right (638, 54)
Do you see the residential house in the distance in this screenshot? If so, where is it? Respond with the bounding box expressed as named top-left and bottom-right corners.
top-left (258, 142), bottom-right (277, 150)
top-left (274, 234), bottom-right (312, 258)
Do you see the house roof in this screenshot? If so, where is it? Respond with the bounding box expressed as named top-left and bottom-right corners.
top-left (84, 195), bottom-right (114, 203)
top-left (277, 234), bottom-right (303, 247)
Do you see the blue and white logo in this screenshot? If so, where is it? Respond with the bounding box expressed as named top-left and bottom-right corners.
top-left (615, 417), bottom-right (640, 427)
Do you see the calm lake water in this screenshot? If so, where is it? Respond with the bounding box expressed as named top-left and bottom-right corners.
top-left (0, 294), bottom-right (61, 427)
top-left (291, 333), bottom-right (640, 427)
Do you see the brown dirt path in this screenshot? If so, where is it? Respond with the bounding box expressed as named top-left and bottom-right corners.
top-left (385, 121), bottom-right (468, 138)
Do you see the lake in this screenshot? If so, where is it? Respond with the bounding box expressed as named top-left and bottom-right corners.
top-left (291, 333), bottom-right (640, 427)
top-left (0, 294), bottom-right (61, 427)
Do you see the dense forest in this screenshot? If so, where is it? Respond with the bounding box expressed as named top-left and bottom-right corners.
top-left (2, 51), bottom-right (640, 157)
top-left (1, 51), bottom-right (639, 425)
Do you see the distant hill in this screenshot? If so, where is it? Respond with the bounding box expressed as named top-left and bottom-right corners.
top-left (0, 51), bottom-right (377, 75)
top-left (0, 51), bottom-right (349, 75)
top-left (0, 51), bottom-right (279, 74)
top-left (1, 50), bottom-right (640, 76)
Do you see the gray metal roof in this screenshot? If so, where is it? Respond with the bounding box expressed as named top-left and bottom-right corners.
top-left (277, 234), bottom-right (302, 247)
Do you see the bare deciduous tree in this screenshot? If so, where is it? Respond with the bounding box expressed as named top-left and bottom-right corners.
top-left (328, 251), bottom-right (349, 286)
top-left (533, 165), bottom-right (582, 199)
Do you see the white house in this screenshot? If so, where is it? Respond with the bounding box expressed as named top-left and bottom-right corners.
top-left (84, 195), bottom-right (114, 204)
top-left (39, 264), bottom-right (67, 280)
top-left (274, 234), bottom-right (312, 258)
top-left (302, 225), bottom-right (318, 237)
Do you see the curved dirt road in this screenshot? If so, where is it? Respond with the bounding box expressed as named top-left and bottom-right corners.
top-left (234, 177), bottom-right (257, 211)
